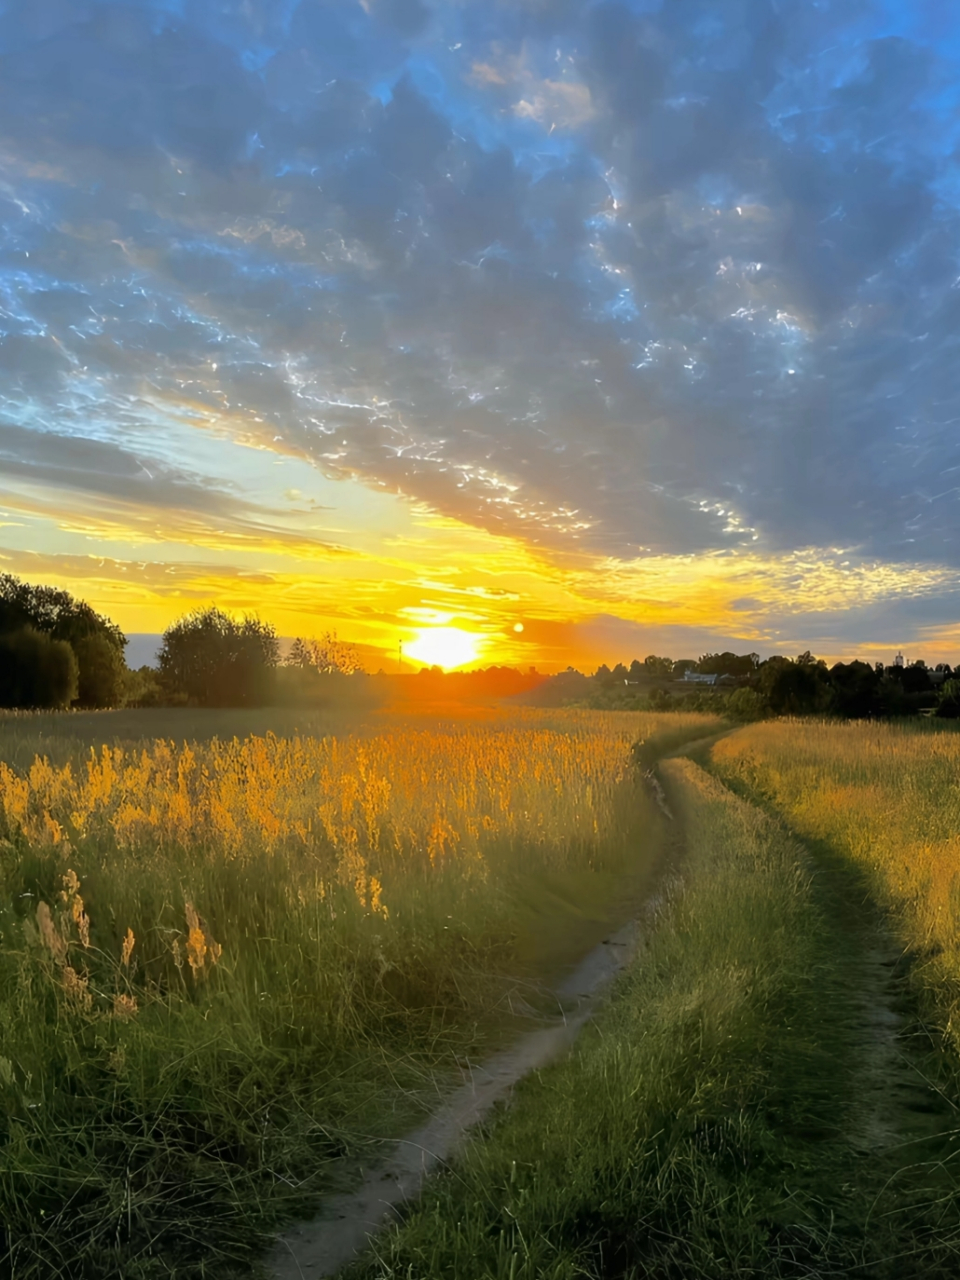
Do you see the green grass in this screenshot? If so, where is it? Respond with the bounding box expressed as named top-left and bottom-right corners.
top-left (345, 759), bottom-right (960, 1279)
top-left (0, 710), bottom-right (723, 1278)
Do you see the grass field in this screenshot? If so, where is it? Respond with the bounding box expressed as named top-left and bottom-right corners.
top-left (349, 742), bottom-right (960, 1279)
top-left (710, 718), bottom-right (960, 1062)
top-left (0, 707), bottom-right (722, 1279)
top-left (345, 759), bottom-right (863, 1278)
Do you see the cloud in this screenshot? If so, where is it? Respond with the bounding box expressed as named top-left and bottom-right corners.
top-left (0, 423), bottom-right (355, 559)
top-left (2, 0), bottom-right (960, 652)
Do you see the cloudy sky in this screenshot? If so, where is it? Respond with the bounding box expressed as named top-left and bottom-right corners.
top-left (1, 0), bottom-right (959, 669)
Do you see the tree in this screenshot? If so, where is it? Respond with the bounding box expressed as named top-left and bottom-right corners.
top-left (122, 665), bottom-right (164, 707)
top-left (828, 661), bottom-right (881, 718)
top-left (698, 651), bottom-right (760, 678)
top-left (885, 661), bottom-right (932, 694)
top-left (628, 659), bottom-right (644, 681)
top-left (158, 608), bottom-right (279, 706)
top-left (0, 573), bottom-right (126, 707)
top-left (286, 631), bottom-right (360, 675)
top-left (936, 678), bottom-right (960, 719)
top-left (74, 633), bottom-right (126, 708)
top-left (672, 659), bottom-right (698, 677)
top-left (0, 628), bottom-right (78, 708)
top-left (757, 655), bottom-right (831, 716)
top-left (611, 662), bottom-right (629, 682)
top-left (643, 654), bottom-right (673, 677)
top-left (725, 687), bottom-right (764, 721)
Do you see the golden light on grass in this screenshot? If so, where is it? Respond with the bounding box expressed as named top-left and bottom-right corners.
top-left (405, 626), bottom-right (485, 669)
top-left (711, 720), bottom-right (960, 1059)
top-left (0, 707), bottom-right (728, 1273)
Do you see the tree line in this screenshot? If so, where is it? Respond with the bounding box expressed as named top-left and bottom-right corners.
top-left (0, 576), bottom-right (362, 710)
top-left (0, 574), bottom-right (127, 708)
top-left (3, 571), bottom-right (960, 719)
top-left (578, 650), bottom-right (959, 719)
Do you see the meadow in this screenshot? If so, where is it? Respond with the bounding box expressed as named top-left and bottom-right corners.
top-left (352, 724), bottom-right (960, 1279)
top-left (0, 706), bottom-right (721, 1279)
top-left (710, 718), bottom-right (960, 1070)
top-left (347, 758), bottom-right (845, 1279)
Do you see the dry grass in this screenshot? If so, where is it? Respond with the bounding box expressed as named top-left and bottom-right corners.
top-left (712, 718), bottom-right (960, 1054)
top-left (0, 706), bottom-right (722, 1278)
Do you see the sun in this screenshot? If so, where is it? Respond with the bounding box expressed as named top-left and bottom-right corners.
top-left (405, 626), bottom-right (484, 670)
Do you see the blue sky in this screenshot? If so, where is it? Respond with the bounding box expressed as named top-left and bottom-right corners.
top-left (1, 0), bottom-right (960, 668)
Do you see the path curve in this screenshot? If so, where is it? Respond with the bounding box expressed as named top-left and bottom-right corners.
top-left (266, 915), bottom-right (647, 1279)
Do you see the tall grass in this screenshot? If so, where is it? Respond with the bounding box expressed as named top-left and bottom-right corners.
top-left (348, 759), bottom-right (868, 1279)
top-left (0, 709), bottom-right (720, 1278)
top-left (711, 719), bottom-right (960, 1058)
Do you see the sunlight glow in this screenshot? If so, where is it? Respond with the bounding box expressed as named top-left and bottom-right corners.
top-left (405, 626), bottom-right (485, 670)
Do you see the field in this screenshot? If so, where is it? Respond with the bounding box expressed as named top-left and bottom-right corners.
top-left (0, 706), bottom-right (721, 1278)
top-left (9, 709), bottom-right (960, 1279)
top-left (710, 718), bottom-right (960, 1066)
top-left (345, 719), bottom-right (960, 1279)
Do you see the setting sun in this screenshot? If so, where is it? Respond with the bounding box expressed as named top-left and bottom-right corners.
top-left (405, 627), bottom-right (485, 670)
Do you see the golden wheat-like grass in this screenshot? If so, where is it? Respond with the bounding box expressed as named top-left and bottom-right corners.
top-left (712, 718), bottom-right (960, 1049)
top-left (0, 709), bottom-right (720, 1031)
top-left (1, 710), bottom-right (713, 911)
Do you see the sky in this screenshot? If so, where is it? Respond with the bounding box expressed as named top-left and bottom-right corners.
top-left (2, 0), bottom-right (960, 671)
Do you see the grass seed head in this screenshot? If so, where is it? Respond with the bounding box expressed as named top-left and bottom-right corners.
top-left (112, 993), bottom-right (138, 1020)
top-left (36, 901), bottom-right (67, 963)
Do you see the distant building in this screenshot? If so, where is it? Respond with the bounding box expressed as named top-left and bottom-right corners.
top-left (894, 652), bottom-right (904, 668)
top-left (681, 671), bottom-right (717, 685)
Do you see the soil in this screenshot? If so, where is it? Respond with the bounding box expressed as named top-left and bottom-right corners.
top-left (266, 917), bottom-right (646, 1279)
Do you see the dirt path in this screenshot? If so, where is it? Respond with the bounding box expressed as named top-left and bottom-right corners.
top-left (264, 764), bottom-right (687, 1280)
top-left (267, 742), bottom-right (960, 1278)
top-left (803, 843), bottom-right (958, 1164)
top-left (693, 755), bottom-right (960, 1269)
top-left (266, 917), bottom-right (647, 1279)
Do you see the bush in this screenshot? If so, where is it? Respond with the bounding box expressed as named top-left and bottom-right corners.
top-left (158, 608), bottom-right (279, 707)
top-left (725, 687), bottom-right (765, 721)
top-left (935, 678), bottom-right (960, 718)
top-left (73, 633), bottom-right (127, 708)
top-left (120, 665), bottom-right (164, 708)
top-left (0, 628), bottom-right (78, 708)
top-left (646, 687), bottom-right (672, 712)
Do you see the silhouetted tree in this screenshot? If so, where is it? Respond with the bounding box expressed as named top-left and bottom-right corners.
top-left (643, 654), bottom-right (673, 677)
top-left (828, 660), bottom-right (881, 718)
top-left (158, 608), bottom-right (279, 706)
top-left (287, 631), bottom-right (360, 675)
top-left (73, 633), bottom-right (127, 708)
top-left (0, 628), bottom-right (78, 708)
top-left (936, 678), bottom-right (960, 718)
top-left (884, 661), bottom-right (932, 694)
top-left (698, 651), bottom-right (760, 678)
top-left (757, 654), bottom-right (831, 716)
top-left (0, 574), bottom-right (126, 706)
top-left (628, 659), bottom-right (644, 681)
